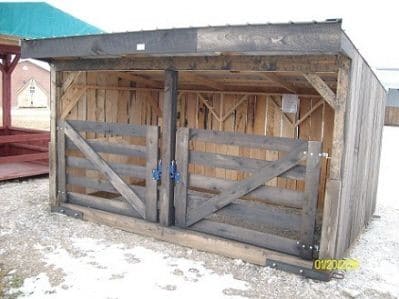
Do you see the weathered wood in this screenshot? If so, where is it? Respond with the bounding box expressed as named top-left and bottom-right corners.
top-left (63, 121), bottom-right (146, 217)
top-left (186, 143), bottom-right (307, 226)
top-left (190, 128), bottom-right (305, 152)
top-left (189, 174), bottom-right (304, 208)
top-left (174, 127), bottom-right (190, 226)
top-left (49, 68), bottom-right (60, 207)
top-left (294, 100), bottom-right (324, 127)
top-left (303, 73), bottom-right (336, 109)
top-left (67, 120), bottom-right (148, 137)
top-left (66, 139), bottom-right (146, 157)
top-left (191, 220), bottom-right (300, 256)
top-left (160, 69), bottom-right (178, 226)
top-left (190, 151), bottom-right (305, 180)
top-left (188, 192), bottom-right (301, 231)
top-left (52, 55), bottom-right (340, 73)
top-left (300, 141), bottom-right (322, 258)
top-left (66, 174), bottom-right (146, 197)
top-left (63, 203), bottom-right (313, 268)
top-left (66, 156), bottom-right (146, 179)
top-left (67, 192), bottom-right (142, 218)
top-left (145, 126), bottom-right (159, 222)
top-left (60, 86), bottom-right (87, 119)
top-left (71, 84), bottom-right (322, 98)
top-left (57, 122), bottom-right (67, 202)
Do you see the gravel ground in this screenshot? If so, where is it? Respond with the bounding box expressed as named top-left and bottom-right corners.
top-left (0, 127), bottom-right (398, 298)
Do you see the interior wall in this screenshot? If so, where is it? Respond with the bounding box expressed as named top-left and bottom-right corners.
top-left (60, 70), bottom-right (334, 209)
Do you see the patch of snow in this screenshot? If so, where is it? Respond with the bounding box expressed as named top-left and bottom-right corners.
top-left (14, 238), bottom-right (249, 299)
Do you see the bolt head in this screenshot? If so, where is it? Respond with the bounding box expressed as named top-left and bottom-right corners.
top-left (272, 263), bottom-right (276, 267)
top-left (299, 269), bottom-right (304, 274)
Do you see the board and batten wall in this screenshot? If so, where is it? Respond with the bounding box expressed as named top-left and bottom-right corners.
top-left (333, 37), bottom-right (387, 258)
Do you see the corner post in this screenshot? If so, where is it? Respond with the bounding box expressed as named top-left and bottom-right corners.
top-left (319, 56), bottom-right (351, 258)
top-left (160, 69), bottom-right (178, 226)
top-left (49, 68), bottom-right (61, 208)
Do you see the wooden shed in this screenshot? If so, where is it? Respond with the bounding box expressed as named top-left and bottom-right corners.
top-left (384, 89), bottom-right (399, 126)
top-left (22, 20), bottom-right (386, 279)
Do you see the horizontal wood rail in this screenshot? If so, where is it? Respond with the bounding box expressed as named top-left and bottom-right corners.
top-left (190, 151), bottom-right (306, 180)
top-left (0, 152), bottom-right (48, 164)
top-left (66, 139), bottom-right (147, 158)
top-left (67, 120), bottom-right (148, 137)
top-left (189, 128), bottom-right (306, 152)
top-left (66, 156), bottom-right (146, 179)
top-left (0, 133), bottom-right (50, 144)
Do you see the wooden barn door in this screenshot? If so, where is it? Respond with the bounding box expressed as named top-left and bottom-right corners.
top-left (174, 127), bottom-right (322, 259)
top-left (57, 120), bottom-right (159, 222)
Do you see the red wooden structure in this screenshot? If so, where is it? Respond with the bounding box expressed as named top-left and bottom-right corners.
top-left (0, 41), bottom-right (49, 180)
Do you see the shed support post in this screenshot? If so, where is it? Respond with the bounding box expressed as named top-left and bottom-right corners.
top-left (160, 69), bottom-right (178, 226)
top-left (1, 53), bottom-right (19, 129)
top-left (49, 68), bottom-right (61, 208)
top-left (319, 57), bottom-right (351, 259)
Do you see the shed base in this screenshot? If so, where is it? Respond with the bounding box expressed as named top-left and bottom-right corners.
top-left (58, 203), bottom-right (333, 281)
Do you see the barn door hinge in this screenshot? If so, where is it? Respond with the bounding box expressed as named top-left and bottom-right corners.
top-left (266, 259), bottom-right (334, 281)
top-left (151, 160), bottom-right (181, 183)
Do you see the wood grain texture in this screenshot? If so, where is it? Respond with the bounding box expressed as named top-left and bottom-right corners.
top-left (64, 121), bottom-right (146, 217)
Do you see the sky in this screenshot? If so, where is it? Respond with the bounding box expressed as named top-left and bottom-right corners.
top-left (9, 0), bottom-right (399, 87)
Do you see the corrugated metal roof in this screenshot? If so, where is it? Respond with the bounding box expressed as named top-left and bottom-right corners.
top-left (0, 2), bottom-right (103, 39)
top-left (387, 89), bottom-right (399, 107)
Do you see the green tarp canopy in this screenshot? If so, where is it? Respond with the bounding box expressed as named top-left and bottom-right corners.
top-left (0, 2), bottom-right (103, 39)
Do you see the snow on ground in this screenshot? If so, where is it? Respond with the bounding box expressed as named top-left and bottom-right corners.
top-left (1, 126), bottom-right (399, 298)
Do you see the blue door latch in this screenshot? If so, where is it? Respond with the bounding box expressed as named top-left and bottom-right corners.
top-left (152, 160), bottom-right (180, 183)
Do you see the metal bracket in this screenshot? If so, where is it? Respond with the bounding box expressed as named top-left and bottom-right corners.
top-left (296, 241), bottom-right (319, 260)
top-left (152, 160), bottom-right (162, 181)
top-left (51, 206), bottom-right (83, 220)
top-left (169, 160), bottom-right (180, 183)
top-left (266, 259), bottom-right (333, 281)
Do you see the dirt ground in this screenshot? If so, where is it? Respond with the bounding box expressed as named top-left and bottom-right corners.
top-left (0, 122), bottom-right (398, 298)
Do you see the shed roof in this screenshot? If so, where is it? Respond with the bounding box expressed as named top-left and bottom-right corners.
top-left (0, 2), bottom-right (103, 39)
top-left (22, 19), bottom-right (346, 60)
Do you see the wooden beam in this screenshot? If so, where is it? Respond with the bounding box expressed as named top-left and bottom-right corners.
top-left (54, 55), bottom-right (340, 73)
top-left (197, 93), bottom-right (221, 122)
top-left (49, 68), bottom-right (60, 208)
top-left (181, 72), bottom-right (225, 90)
top-left (319, 57), bottom-right (351, 259)
top-left (303, 73), bottom-right (336, 108)
top-left (294, 100), bottom-right (324, 127)
top-left (220, 94), bottom-right (248, 122)
top-left (63, 202), bottom-right (314, 269)
top-left (258, 73), bottom-right (297, 93)
top-left (159, 69), bottom-right (178, 226)
top-left (116, 71), bottom-right (163, 88)
top-left (62, 71), bottom-right (82, 94)
top-left (71, 84), bottom-right (322, 98)
top-left (60, 87), bottom-right (87, 119)
top-left (63, 121), bottom-right (146, 217)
